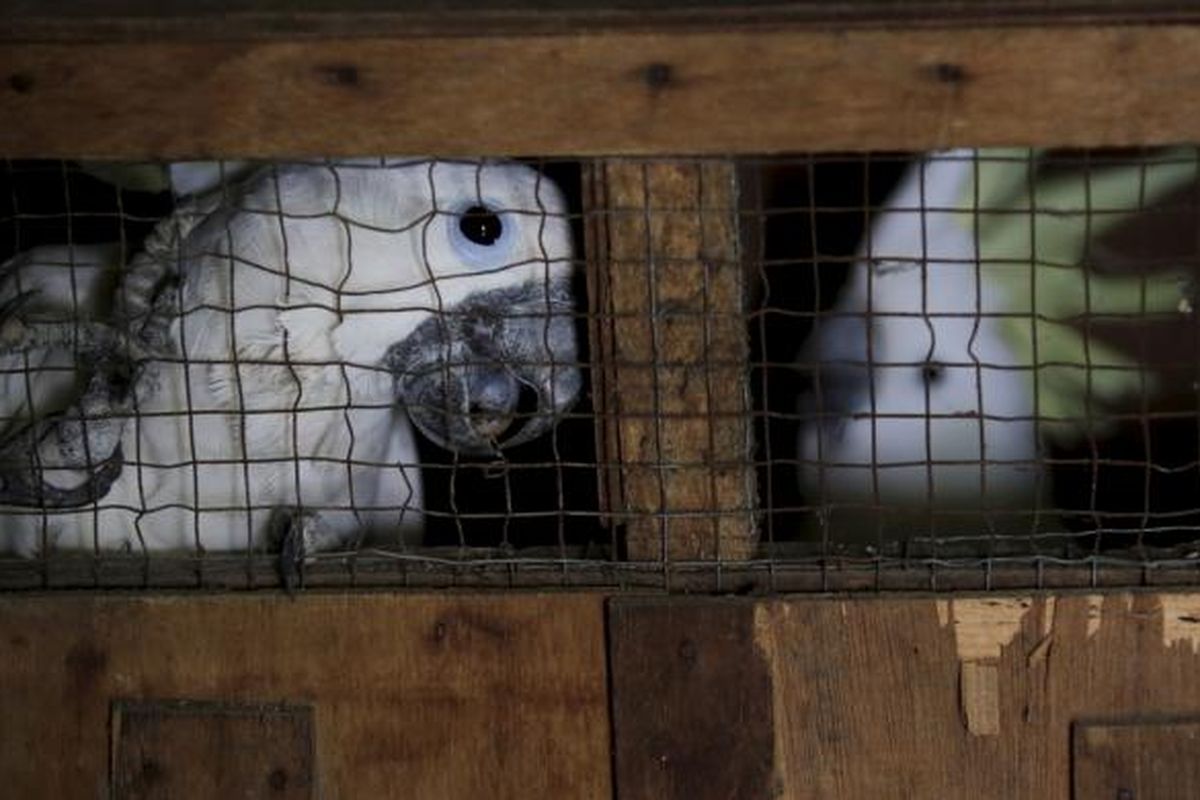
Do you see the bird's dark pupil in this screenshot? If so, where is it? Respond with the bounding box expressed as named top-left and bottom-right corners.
top-left (922, 361), bottom-right (945, 384)
top-left (460, 205), bottom-right (502, 246)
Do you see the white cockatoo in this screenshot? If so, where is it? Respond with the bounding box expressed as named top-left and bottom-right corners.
top-left (798, 148), bottom-right (1198, 542)
top-left (0, 159), bottom-right (581, 574)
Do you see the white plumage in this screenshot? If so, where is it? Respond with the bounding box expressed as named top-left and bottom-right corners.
top-left (797, 151), bottom-right (1043, 539)
top-left (798, 147), bottom-right (1199, 541)
top-left (0, 159), bottom-right (579, 558)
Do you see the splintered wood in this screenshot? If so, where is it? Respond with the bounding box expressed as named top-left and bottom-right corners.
top-left (608, 592), bottom-right (1200, 800)
top-left (586, 160), bottom-right (757, 561)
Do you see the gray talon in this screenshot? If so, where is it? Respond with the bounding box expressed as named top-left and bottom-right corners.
top-left (0, 342), bottom-right (134, 509)
top-left (270, 508), bottom-right (327, 593)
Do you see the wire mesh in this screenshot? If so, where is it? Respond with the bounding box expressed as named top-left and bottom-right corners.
top-left (2, 150), bottom-right (1199, 592)
top-left (0, 158), bottom-right (607, 589)
top-left (761, 148), bottom-right (1200, 590)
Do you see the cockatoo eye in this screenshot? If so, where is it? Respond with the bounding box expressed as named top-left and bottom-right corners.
top-left (448, 201), bottom-right (515, 269)
top-left (921, 360), bottom-right (946, 385)
top-left (459, 205), bottom-right (503, 246)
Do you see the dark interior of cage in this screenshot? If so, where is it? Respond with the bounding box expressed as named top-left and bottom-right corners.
top-left (0, 159), bottom-right (607, 579)
top-left (754, 150), bottom-right (1200, 561)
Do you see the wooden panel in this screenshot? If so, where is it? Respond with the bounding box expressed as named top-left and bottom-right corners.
top-left (1074, 718), bottom-right (1200, 800)
top-left (4, 24), bottom-right (1200, 158)
top-left (609, 599), bottom-right (775, 800)
top-left (586, 160), bottom-right (757, 560)
top-left (762, 593), bottom-right (1200, 798)
top-left (112, 700), bottom-right (314, 799)
top-left (0, 593), bottom-right (610, 799)
top-left (609, 592), bottom-right (1200, 799)
top-left (9, 548), bottom-right (1200, 592)
top-left (5, 1), bottom-right (1200, 42)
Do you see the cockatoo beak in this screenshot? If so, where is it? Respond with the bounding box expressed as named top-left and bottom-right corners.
top-left (385, 278), bottom-right (582, 455)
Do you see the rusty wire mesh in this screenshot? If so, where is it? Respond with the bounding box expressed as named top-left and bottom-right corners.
top-left (758, 148), bottom-right (1200, 590)
top-left (2, 151), bottom-right (1199, 592)
top-left (0, 158), bottom-right (609, 589)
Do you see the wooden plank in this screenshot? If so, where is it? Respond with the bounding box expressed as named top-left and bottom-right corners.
top-left (608, 598), bottom-right (775, 800)
top-left (9, 533), bottom-right (1200, 591)
top-left (4, 1), bottom-right (1200, 41)
top-left (4, 24), bottom-right (1200, 158)
top-left (6, 548), bottom-right (1200, 592)
top-left (0, 593), bottom-right (610, 799)
top-left (112, 700), bottom-right (315, 799)
top-left (610, 592), bottom-right (1200, 799)
top-left (1074, 718), bottom-right (1200, 800)
top-left (586, 160), bottom-right (757, 561)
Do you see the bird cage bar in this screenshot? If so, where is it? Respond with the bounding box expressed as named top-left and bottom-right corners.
top-left (585, 159), bottom-right (757, 562)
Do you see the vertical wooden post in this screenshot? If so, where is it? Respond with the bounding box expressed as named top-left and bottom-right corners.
top-left (585, 159), bottom-right (757, 561)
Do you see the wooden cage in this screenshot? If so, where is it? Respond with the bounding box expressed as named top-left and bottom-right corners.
top-left (5, 2), bottom-right (1200, 797)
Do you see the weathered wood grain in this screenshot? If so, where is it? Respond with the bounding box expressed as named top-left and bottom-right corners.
top-left (0, 593), bottom-right (610, 799)
top-left (586, 159), bottom-right (757, 561)
top-left (1073, 717), bottom-right (1200, 800)
top-left (760, 592), bottom-right (1200, 798)
top-left (4, 24), bottom-right (1200, 158)
top-left (610, 592), bottom-right (1200, 799)
top-left (4, 549), bottom-right (1200, 592)
top-left (112, 700), bottom-right (315, 799)
top-left (609, 598), bottom-right (776, 800)
top-left (6, 1), bottom-right (1200, 42)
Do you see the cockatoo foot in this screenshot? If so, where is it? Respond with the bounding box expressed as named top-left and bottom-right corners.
top-left (0, 444), bottom-right (123, 509)
top-left (269, 508), bottom-right (330, 594)
top-left (0, 344), bottom-right (133, 509)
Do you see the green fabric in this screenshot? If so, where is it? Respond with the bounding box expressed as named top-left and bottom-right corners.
top-left (957, 149), bottom-right (1198, 443)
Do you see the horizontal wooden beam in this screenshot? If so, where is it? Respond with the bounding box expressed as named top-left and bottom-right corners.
top-left (3, 22), bottom-right (1200, 158)
top-left (3, 549), bottom-right (1200, 592)
top-left (5, 2), bottom-right (1200, 42)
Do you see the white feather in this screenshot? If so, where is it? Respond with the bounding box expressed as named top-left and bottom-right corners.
top-left (2, 160), bottom-right (574, 555)
top-left (798, 151), bottom-right (1045, 540)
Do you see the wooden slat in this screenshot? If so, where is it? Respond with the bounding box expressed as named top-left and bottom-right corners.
top-left (1073, 718), bottom-right (1200, 800)
top-left (5, 1), bottom-right (1200, 41)
top-left (0, 593), bottom-right (611, 799)
top-left (112, 700), bottom-right (315, 799)
top-left (609, 599), bottom-right (775, 800)
top-left (7, 549), bottom-right (1200, 592)
top-left (4, 24), bottom-right (1200, 158)
top-left (609, 592), bottom-right (1200, 799)
top-left (586, 159), bottom-right (757, 561)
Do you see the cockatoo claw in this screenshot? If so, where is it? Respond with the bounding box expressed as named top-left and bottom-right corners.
top-left (270, 508), bottom-right (330, 594)
top-left (0, 443), bottom-right (124, 508)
